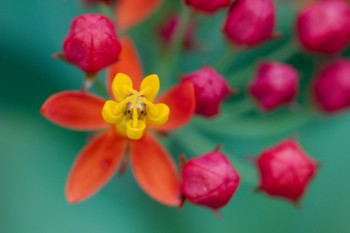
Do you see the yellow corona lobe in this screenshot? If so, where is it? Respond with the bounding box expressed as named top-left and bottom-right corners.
top-left (102, 73), bottom-right (170, 140)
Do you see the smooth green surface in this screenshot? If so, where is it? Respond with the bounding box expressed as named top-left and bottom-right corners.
top-left (1, 1), bottom-right (350, 233)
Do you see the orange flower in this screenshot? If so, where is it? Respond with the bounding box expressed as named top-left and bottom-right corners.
top-left (41, 37), bottom-right (195, 206)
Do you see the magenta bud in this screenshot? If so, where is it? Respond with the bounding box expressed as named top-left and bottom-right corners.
top-left (256, 139), bottom-right (318, 203)
top-left (181, 66), bottom-right (231, 118)
top-left (249, 62), bottom-right (299, 111)
top-left (223, 0), bottom-right (276, 47)
top-left (181, 150), bottom-right (240, 210)
top-left (184, 0), bottom-right (231, 14)
top-left (296, 0), bottom-right (350, 55)
top-left (158, 15), bottom-right (195, 50)
top-left (313, 59), bottom-right (350, 112)
top-left (63, 14), bottom-right (121, 73)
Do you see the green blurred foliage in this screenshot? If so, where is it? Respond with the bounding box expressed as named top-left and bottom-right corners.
top-left (1, 0), bottom-right (350, 233)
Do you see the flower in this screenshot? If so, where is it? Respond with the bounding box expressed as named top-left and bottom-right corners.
top-left (184, 0), bottom-right (231, 14)
top-left (249, 62), bottom-right (299, 111)
top-left (296, 0), bottom-right (350, 55)
top-left (181, 66), bottom-right (231, 118)
top-left (256, 139), bottom-right (318, 203)
top-left (102, 73), bottom-right (169, 140)
top-left (41, 37), bottom-right (196, 205)
top-left (313, 59), bottom-right (350, 112)
top-left (63, 14), bottom-right (121, 73)
top-left (181, 147), bottom-right (240, 210)
top-left (223, 0), bottom-right (276, 47)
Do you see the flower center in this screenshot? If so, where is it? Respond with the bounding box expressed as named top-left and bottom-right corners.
top-left (124, 95), bottom-right (147, 120)
top-left (102, 73), bottom-right (170, 140)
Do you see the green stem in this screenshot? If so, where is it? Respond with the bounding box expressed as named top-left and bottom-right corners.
top-left (228, 40), bottom-right (299, 88)
top-left (221, 98), bottom-right (256, 118)
top-left (194, 98), bottom-right (256, 128)
top-left (158, 6), bottom-right (192, 84)
top-left (214, 47), bottom-right (237, 73)
top-left (200, 108), bottom-right (314, 138)
top-left (94, 77), bottom-right (109, 97)
top-left (98, 3), bottom-right (115, 21)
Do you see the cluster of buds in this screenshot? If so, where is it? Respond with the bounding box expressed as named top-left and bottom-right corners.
top-left (40, 0), bottom-right (338, 216)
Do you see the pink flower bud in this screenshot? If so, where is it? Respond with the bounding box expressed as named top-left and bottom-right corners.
top-left (181, 150), bottom-right (240, 210)
top-left (256, 139), bottom-right (318, 203)
top-left (249, 62), bottom-right (299, 111)
top-left (63, 14), bottom-right (121, 73)
top-left (158, 15), bottom-right (195, 50)
top-left (296, 0), bottom-right (350, 55)
top-left (313, 59), bottom-right (350, 112)
top-left (184, 0), bottom-right (231, 14)
top-left (223, 0), bottom-right (275, 47)
top-left (181, 67), bottom-right (231, 118)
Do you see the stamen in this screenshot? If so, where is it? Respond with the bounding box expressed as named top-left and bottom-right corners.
top-left (137, 86), bottom-right (150, 96)
top-left (139, 98), bottom-right (159, 116)
top-left (123, 86), bottom-right (139, 95)
top-left (113, 96), bottom-right (134, 115)
top-left (124, 85), bottom-right (150, 97)
top-left (132, 96), bottom-right (138, 128)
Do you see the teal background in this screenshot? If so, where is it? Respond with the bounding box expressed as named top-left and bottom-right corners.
top-left (1, 0), bottom-right (350, 232)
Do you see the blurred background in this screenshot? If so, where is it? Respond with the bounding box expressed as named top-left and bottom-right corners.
top-left (1, 0), bottom-right (350, 232)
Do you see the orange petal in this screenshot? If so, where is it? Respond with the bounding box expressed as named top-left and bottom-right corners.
top-left (130, 132), bottom-right (180, 206)
top-left (41, 91), bottom-right (108, 131)
top-left (107, 37), bottom-right (143, 97)
top-left (115, 0), bottom-right (162, 31)
top-left (66, 130), bottom-right (128, 204)
top-left (152, 82), bottom-right (195, 132)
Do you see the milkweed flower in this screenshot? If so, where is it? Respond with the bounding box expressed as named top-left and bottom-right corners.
top-left (41, 37), bottom-right (196, 206)
top-left (256, 139), bottom-right (318, 204)
top-left (63, 14), bottom-right (121, 73)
